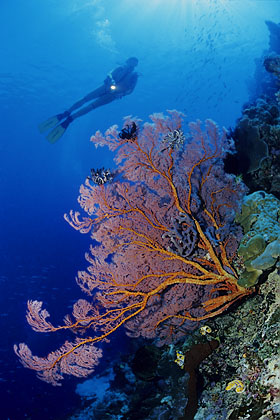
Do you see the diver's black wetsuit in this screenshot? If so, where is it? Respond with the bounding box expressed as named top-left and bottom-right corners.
top-left (40, 57), bottom-right (139, 143)
top-left (63, 58), bottom-right (138, 122)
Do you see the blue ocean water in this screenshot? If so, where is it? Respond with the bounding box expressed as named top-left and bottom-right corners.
top-left (0, 0), bottom-right (278, 419)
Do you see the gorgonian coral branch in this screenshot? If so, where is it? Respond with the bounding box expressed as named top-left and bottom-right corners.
top-left (15, 111), bottom-right (252, 385)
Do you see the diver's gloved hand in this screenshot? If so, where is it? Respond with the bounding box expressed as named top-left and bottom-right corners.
top-left (57, 111), bottom-right (71, 121)
top-left (104, 74), bottom-right (116, 89)
top-left (104, 75), bottom-right (112, 85)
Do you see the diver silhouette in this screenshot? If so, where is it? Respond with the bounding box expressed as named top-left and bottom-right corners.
top-left (39, 57), bottom-right (139, 143)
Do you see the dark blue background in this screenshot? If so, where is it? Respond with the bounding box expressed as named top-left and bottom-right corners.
top-left (0, 1), bottom-right (278, 418)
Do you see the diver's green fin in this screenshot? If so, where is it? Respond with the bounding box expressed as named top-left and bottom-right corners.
top-left (46, 124), bottom-right (66, 144)
top-left (38, 115), bottom-right (60, 133)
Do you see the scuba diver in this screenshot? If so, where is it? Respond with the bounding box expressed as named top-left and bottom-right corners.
top-left (39, 57), bottom-right (139, 143)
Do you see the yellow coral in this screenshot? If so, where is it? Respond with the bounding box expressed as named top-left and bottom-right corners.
top-left (226, 379), bottom-right (245, 393)
top-left (200, 325), bottom-right (212, 335)
top-left (174, 350), bottom-right (185, 369)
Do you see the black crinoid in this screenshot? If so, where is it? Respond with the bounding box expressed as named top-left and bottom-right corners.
top-left (118, 121), bottom-right (138, 141)
top-left (162, 128), bottom-right (185, 150)
top-left (87, 167), bottom-right (114, 185)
